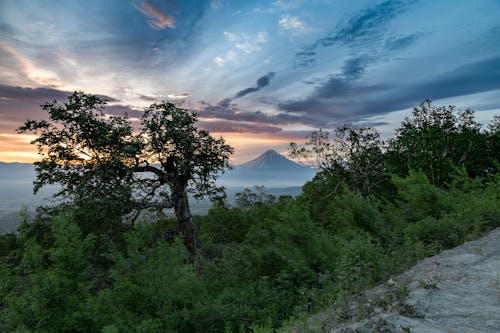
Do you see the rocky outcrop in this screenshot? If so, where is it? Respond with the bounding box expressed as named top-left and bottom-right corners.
top-left (292, 228), bottom-right (500, 332)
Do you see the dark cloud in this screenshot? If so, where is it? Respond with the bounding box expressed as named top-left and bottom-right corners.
top-left (356, 121), bottom-right (389, 127)
top-left (283, 56), bottom-right (382, 113)
top-left (198, 100), bottom-right (288, 125)
top-left (196, 97), bottom-right (315, 128)
top-left (0, 85), bottom-right (139, 132)
top-left (0, 85), bottom-right (71, 105)
top-left (105, 105), bottom-right (144, 119)
top-left (280, 56), bottom-right (500, 125)
top-left (0, 21), bottom-right (14, 34)
top-left (197, 120), bottom-right (282, 133)
top-left (341, 56), bottom-right (371, 79)
top-left (200, 57), bottom-right (385, 128)
top-left (234, 72), bottom-right (276, 99)
top-left (234, 87), bottom-right (259, 99)
top-left (295, 0), bottom-right (413, 68)
top-left (329, 0), bottom-right (408, 44)
top-left (194, 72), bottom-right (295, 128)
top-left (256, 72), bottom-right (276, 88)
top-left (376, 55), bottom-right (500, 111)
top-left (0, 85), bottom-right (68, 133)
top-left (139, 94), bottom-right (159, 101)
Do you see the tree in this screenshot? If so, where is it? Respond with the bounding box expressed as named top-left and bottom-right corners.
top-left (290, 125), bottom-right (386, 196)
top-left (386, 100), bottom-right (485, 186)
top-left (137, 102), bottom-right (233, 259)
top-left (18, 92), bottom-right (233, 260)
top-left (234, 186), bottom-right (276, 209)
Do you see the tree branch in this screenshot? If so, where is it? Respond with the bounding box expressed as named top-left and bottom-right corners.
top-left (138, 200), bottom-right (174, 210)
top-left (133, 165), bottom-right (165, 178)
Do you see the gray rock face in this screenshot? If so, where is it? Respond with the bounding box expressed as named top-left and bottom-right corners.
top-left (292, 228), bottom-right (500, 333)
top-left (396, 227), bottom-right (500, 333)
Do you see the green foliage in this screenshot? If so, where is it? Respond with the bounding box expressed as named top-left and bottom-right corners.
top-left (86, 237), bottom-right (204, 332)
top-left (290, 125), bottom-right (388, 196)
top-left (333, 231), bottom-right (387, 291)
top-left (0, 233), bottom-right (19, 258)
top-left (234, 186), bottom-right (276, 209)
top-left (392, 171), bottom-right (452, 223)
top-left (198, 205), bottom-right (250, 244)
top-left (1, 217), bottom-right (107, 331)
top-left (386, 100), bottom-right (494, 186)
top-left (328, 192), bottom-right (389, 242)
top-left (2, 100), bottom-right (499, 331)
top-left (18, 92), bottom-right (234, 260)
top-left (141, 102), bottom-right (233, 201)
top-left (404, 216), bottom-right (461, 249)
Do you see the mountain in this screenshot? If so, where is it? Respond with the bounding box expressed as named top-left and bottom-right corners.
top-left (219, 149), bottom-right (316, 188)
top-left (0, 162), bottom-right (35, 180)
top-left (0, 162), bottom-right (56, 233)
top-left (237, 149), bottom-right (304, 171)
top-left (0, 151), bottom-right (316, 232)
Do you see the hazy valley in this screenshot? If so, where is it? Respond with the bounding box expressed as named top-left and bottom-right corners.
top-left (0, 149), bottom-right (315, 233)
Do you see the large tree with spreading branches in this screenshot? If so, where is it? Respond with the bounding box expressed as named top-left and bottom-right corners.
top-left (18, 92), bottom-right (233, 260)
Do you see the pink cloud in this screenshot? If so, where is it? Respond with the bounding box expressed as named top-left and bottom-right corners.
top-left (138, 0), bottom-right (175, 29)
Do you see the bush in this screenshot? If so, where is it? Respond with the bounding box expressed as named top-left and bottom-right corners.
top-left (404, 216), bottom-right (461, 249)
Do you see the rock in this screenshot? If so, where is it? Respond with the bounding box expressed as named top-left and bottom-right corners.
top-left (290, 228), bottom-right (500, 333)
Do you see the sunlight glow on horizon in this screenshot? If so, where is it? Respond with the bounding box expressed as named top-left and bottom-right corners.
top-left (1, 1), bottom-right (499, 164)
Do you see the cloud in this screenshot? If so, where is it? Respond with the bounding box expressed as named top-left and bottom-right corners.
top-left (197, 97), bottom-right (306, 127)
top-left (341, 56), bottom-right (371, 79)
top-left (197, 100), bottom-right (279, 124)
top-left (214, 56), bottom-right (226, 67)
top-left (214, 50), bottom-right (238, 67)
top-left (0, 85), bottom-right (141, 132)
top-left (279, 15), bottom-right (307, 33)
top-left (279, 56), bottom-right (500, 126)
top-left (234, 72), bottom-right (276, 99)
top-left (295, 0), bottom-right (413, 68)
top-left (139, 94), bottom-right (159, 101)
top-left (382, 56), bottom-right (500, 110)
top-left (253, 0), bottom-right (305, 14)
top-left (195, 71), bottom-right (328, 129)
top-left (137, 0), bottom-right (175, 29)
top-left (223, 31), bottom-right (269, 54)
top-left (329, 0), bottom-right (408, 44)
top-left (167, 93), bottom-right (191, 99)
top-left (223, 31), bottom-right (239, 42)
top-left (197, 120), bottom-right (283, 133)
top-left (384, 32), bottom-right (422, 50)
top-left (0, 43), bottom-right (68, 89)
top-left (297, 56), bottom-right (375, 101)
top-left (210, 0), bottom-right (222, 9)
top-left (273, 0), bottom-right (304, 10)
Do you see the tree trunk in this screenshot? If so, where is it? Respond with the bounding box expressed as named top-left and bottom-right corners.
top-left (173, 183), bottom-right (198, 262)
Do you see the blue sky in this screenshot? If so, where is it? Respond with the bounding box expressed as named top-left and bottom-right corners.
top-left (0, 0), bottom-right (499, 162)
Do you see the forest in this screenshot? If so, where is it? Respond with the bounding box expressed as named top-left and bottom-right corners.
top-left (0, 95), bottom-right (499, 332)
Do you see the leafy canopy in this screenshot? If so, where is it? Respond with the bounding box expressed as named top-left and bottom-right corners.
top-left (18, 92), bottom-right (233, 236)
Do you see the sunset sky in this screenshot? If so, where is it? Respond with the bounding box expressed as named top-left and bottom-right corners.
top-left (1, 0), bottom-right (499, 163)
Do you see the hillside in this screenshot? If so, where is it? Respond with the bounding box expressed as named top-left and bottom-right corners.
top-left (288, 228), bottom-right (500, 333)
top-left (0, 152), bottom-right (314, 232)
top-left (0, 104), bottom-right (498, 332)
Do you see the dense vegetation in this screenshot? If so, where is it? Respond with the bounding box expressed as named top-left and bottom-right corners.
top-left (0, 100), bottom-right (499, 332)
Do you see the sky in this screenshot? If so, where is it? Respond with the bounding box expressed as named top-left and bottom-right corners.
top-left (0, 0), bottom-right (499, 163)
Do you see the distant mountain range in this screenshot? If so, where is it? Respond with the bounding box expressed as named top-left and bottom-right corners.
top-left (0, 150), bottom-right (316, 232)
top-left (0, 162), bottom-right (35, 180)
top-left (219, 149), bottom-right (316, 187)
top-left (0, 149), bottom-right (316, 187)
